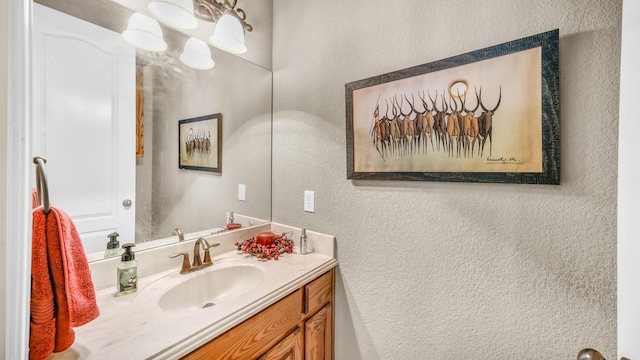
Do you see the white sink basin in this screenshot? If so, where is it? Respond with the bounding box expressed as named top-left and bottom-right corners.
top-left (158, 264), bottom-right (265, 312)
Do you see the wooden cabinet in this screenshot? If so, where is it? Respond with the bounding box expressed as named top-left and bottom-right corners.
top-left (182, 268), bottom-right (335, 360)
top-left (305, 304), bottom-right (332, 360)
top-left (304, 270), bottom-right (332, 316)
top-left (259, 327), bottom-right (304, 360)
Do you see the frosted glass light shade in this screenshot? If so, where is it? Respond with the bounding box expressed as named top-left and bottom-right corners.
top-left (122, 12), bottom-right (167, 52)
top-left (148, 0), bottom-right (198, 30)
top-left (180, 37), bottom-right (215, 70)
top-left (209, 14), bottom-right (247, 54)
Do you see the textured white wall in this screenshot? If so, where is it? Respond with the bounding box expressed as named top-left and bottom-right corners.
top-left (272, 1), bottom-right (621, 359)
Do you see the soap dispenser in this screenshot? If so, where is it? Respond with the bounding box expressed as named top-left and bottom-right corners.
top-left (226, 211), bottom-right (242, 230)
top-left (300, 228), bottom-right (308, 255)
top-left (115, 243), bottom-right (137, 296)
top-left (104, 232), bottom-right (120, 258)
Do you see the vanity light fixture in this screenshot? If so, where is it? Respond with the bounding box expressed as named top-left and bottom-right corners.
top-left (122, 12), bottom-right (167, 52)
top-left (180, 37), bottom-right (215, 70)
top-left (129, 0), bottom-right (253, 66)
top-left (145, 0), bottom-right (253, 54)
top-left (148, 0), bottom-right (198, 30)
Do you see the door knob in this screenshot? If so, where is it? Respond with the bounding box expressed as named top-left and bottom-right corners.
top-left (122, 199), bottom-right (132, 208)
top-left (578, 348), bottom-right (606, 360)
top-left (578, 348), bottom-right (631, 360)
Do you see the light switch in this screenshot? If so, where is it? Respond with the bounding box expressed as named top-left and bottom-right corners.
top-left (304, 190), bottom-right (315, 213)
top-left (238, 184), bottom-right (246, 201)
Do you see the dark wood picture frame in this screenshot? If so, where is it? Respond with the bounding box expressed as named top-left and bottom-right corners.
top-left (135, 64), bottom-right (144, 158)
top-left (345, 29), bottom-right (559, 184)
top-left (178, 113), bottom-right (222, 173)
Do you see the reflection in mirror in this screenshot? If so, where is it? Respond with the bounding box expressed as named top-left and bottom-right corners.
top-left (31, 0), bottom-right (272, 260)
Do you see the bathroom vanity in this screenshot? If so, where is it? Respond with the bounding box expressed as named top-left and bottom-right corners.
top-left (183, 268), bottom-right (333, 359)
top-left (48, 223), bottom-right (336, 360)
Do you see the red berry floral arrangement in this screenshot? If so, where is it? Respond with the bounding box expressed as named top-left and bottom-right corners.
top-left (235, 231), bottom-right (294, 260)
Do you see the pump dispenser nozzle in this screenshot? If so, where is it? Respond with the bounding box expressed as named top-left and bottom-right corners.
top-left (121, 243), bottom-right (136, 261)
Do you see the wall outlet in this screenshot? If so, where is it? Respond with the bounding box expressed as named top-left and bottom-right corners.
top-left (238, 184), bottom-right (246, 201)
top-left (304, 190), bottom-right (315, 213)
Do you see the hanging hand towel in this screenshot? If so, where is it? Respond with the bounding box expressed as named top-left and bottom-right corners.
top-left (30, 206), bottom-right (100, 360)
top-left (30, 207), bottom-right (55, 360)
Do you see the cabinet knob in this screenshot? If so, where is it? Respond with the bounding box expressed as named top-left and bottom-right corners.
top-left (122, 199), bottom-right (132, 208)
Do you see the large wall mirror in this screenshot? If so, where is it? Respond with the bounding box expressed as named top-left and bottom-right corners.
top-left (31, 0), bottom-right (272, 260)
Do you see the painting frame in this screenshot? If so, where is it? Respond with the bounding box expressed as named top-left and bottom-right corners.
top-left (345, 29), bottom-right (559, 184)
top-left (178, 113), bottom-right (222, 173)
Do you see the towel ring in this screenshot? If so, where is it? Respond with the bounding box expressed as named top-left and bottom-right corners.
top-left (33, 156), bottom-right (50, 214)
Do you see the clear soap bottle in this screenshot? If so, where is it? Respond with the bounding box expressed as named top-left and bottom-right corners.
top-left (115, 243), bottom-right (138, 296)
top-left (104, 232), bottom-right (120, 258)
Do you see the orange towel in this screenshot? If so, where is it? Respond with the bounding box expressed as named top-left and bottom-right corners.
top-left (30, 206), bottom-right (100, 360)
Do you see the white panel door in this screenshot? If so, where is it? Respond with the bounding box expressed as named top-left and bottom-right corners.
top-left (32, 4), bottom-right (136, 253)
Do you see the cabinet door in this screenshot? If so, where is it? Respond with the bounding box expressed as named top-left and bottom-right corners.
top-left (305, 303), bottom-right (333, 360)
top-left (259, 327), bottom-right (303, 360)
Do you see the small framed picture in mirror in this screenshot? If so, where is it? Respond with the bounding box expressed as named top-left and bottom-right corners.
top-left (178, 113), bottom-right (222, 172)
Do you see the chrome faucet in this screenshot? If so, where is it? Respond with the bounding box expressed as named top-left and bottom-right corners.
top-left (169, 237), bottom-right (220, 274)
top-left (173, 228), bottom-right (185, 242)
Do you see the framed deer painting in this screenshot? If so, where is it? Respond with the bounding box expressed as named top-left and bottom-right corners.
top-left (178, 113), bottom-right (222, 173)
top-left (345, 29), bottom-right (559, 184)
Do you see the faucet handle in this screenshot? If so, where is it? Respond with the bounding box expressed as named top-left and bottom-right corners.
top-left (200, 238), bottom-right (220, 250)
top-left (203, 249), bottom-right (212, 265)
top-left (197, 238), bottom-right (220, 265)
top-left (203, 243), bottom-right (220, 265)
top-left (169, 252), bottom-right (191, 274)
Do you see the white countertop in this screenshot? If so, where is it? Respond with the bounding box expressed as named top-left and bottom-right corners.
top-left (49, 248), bottom-right (337, 359)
